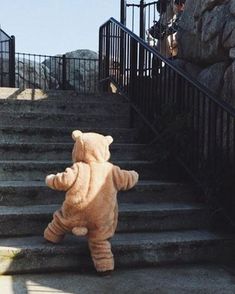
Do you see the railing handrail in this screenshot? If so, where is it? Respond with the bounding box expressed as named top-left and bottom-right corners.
top-left (16, 52), bottom-right (98, 62)
top-left (126, 1), bottom-right (158, 8)
top-left (100, 17), bottom-right (235, 118)
top-left (0, 28), bottom-right (12, 40)
top-left (0, 40), bottom-right (10, 44)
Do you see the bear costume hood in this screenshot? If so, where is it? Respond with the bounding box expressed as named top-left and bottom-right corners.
top-left (72, 130), bottom-right (113, 163)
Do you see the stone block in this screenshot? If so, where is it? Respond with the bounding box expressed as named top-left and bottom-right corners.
top-left (197, 62), bottom-right (228, 94)
top-left (229, 47), bottom-right (235, 58)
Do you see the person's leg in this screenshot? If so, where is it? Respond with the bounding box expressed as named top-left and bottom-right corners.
top-left (88, 238), bottom-right (114, 273)
top-left (44, 210), bottom-right (69, 243)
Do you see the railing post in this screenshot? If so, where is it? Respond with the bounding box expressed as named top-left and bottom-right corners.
top-left (98, 27), bottom-right (103, 82)
top-left (139, 0), bottom-right (146, 40)
top-left (105, 24), bottom-right (110, 80)
top-left (120, 0), bottom-right (127, 26)
top-left (9, 35), bottom-right (15, 87)
top-left (120, 0), bottom-right (127, 87)
top-left (130, 38), bottom-right (137, 127)
top-left (62, 54), bottom-right (67, 90)
top-left (99, 23), bottom-right (111, 92)
top-left (139, 1), bottom-right (145, 77)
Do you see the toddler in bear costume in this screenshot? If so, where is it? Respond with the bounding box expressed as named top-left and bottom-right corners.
top-left (44, 130), bottom-right (139, 274)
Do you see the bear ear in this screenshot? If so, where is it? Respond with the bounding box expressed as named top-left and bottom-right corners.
top-left (106, 135), bottom-right (113, 145)
top-left (72, 130), bottom-right (83, 141)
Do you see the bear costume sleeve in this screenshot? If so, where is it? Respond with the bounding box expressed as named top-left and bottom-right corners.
top-left (112, 166), bottom-right (139, 191)
top-left (46, 163), bottom-right (79, 191)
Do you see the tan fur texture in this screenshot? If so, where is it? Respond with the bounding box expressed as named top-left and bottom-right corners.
top-left (44, 130), bottom-right (139, 272)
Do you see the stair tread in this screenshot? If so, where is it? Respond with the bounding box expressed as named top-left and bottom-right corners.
top-left (0, 202), bottom-right (207, 215)
top-left (0, 100), bottom-right (127, 106)
top-left (0, 110), bottom-right (127, 116)
top-left (0, 126), bottom-right (139, 144)
top-left (0, 89), bottom-right (126, 101)
top-left (0, 180), bottom-right (188, 188)
top-left (0, 142), bottom-right (145, 147)
top-left (0, 160), bottom-right (152, 164)
top-left (0, 126), bottom-right (136, 131)
top-left (0, 230), bottom-right (233, 250)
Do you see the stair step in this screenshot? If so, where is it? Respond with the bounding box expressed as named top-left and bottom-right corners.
top-left (2, 265), bottom-right (235, 293)
top-left (0, 203), bottom-right (209, 237)
top-left (0, 160), bottom-right (163, 181)
top-left (0, 111), bottom-right (130, 128)
top-left (0, 143), bottom-right (145, 161)
top-left (0, 180), bottom-right (198, 206)
top-left (46, 92), bottom-right (127, 103)
top-left (0, 88), bottom-right (126, 103)
top-left (0, 100), bottom-right (129, 116)
top-left (0, 230), bottom-right (234, 274)
top-left (0, 126), bottom-right (139, 143)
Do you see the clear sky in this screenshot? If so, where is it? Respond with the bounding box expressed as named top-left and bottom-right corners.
top-left (0, 0), bottom-right (120, 56)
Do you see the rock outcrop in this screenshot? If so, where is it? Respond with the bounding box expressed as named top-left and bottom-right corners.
top-left (176, 0), bottom-right (235, 105)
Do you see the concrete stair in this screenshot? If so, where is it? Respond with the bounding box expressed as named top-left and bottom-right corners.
top-left (0, 126), bottom-right (139, 143)
top-left (0, 160), bottom-right (160, 181)
top-left (0, 111), bottom-right (130, 128)
top-left (0, 180), bottom-right (198, 206)
top-left (0, 203), bottom-right (209, 236)
top-left (0, 88), bottom-right (234, 275)
top-left (0, 142), bottom-right (145, 160)
top-left (0, 231), bottom-right (234, 275)
top-left (0, 99), bottom-right (129, 115)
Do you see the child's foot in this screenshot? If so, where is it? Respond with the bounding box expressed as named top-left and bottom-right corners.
top-left (97, 270), bottom-right (113, 277)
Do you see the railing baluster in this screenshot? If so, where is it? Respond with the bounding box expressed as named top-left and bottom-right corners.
top-left (226, 112), bottom-right (231, 162)
top-left (16, 53), bottom-right (19, 88)
top-left (126, 34), bottom-right (130, 94)
top-left (83, 59), bottom-right (86, 94)
top-left (196, 89), bottom-right (200, 169)
top-left (233, 119), bottom-right (235, 165)
top-left (78, 58), bottom-right (81, 92)
top-left (73, 58), bottom-right (76, 91)
top-left (130, 37), bottom-right (137, 126)
top-left (211, 102), bottom-right (217, 170)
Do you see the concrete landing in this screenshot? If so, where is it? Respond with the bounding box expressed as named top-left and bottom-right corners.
top-left (1, 264), bottom-right (235, 294)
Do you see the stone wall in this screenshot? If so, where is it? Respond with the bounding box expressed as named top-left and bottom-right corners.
top-left (176, 0), bottom-right (235, 106)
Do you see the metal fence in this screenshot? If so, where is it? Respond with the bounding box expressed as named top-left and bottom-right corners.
top-left (121, 0), bottom-right (159, 41)
top-left (99, 18), bottom-right (235, 197)
top-left (0, 29), bottom-right (15, 87)
top-left (15, 53), bottom-right (99, 93)
top-left (120, 0), bottom-right (178, 57)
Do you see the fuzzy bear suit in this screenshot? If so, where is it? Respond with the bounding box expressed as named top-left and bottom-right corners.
top-left (44, 130), bottom-right (139, 273)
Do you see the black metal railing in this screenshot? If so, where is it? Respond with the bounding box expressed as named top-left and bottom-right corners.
top-left (15, 53), bottom-right (99, 93)
top-left (120, 0), bottom-right (161, 41)
top-left (0, 29), bottom-right (15, 87)
top-left (120, 0), bottom-right (177, 57)
top-left (99, 18), bottom-right (235, 202)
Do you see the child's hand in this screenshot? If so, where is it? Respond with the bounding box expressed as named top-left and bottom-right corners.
top-left (132, 171), bottom-right (139, 184)
top-left (45, 174), bottom-right (55, 187)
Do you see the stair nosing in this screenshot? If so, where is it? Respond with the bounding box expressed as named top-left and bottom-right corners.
top-left (0, 180), bottom-right (189, 187)
top-left (0, 202), bottom-right (208, 216)
top-left (0, 230), bottom-right (232, 250)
